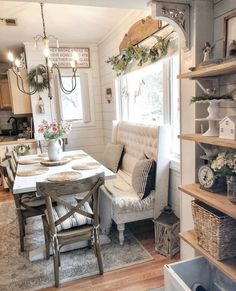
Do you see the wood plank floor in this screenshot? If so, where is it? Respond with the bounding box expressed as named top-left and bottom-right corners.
top-left (0, 188), bottom-right (179, 291)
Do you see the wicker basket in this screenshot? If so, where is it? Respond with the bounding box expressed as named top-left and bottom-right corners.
top-left (191, 200), bottom-right (236, 260)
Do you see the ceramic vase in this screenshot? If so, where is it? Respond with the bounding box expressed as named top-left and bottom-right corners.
top-left (48, 138), bottom-right (63, 161)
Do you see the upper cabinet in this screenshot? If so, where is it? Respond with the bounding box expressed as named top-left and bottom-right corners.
top-left (8, 69), bottom-right (32, 114)
top-left (0, 79), bottom-right (11, 109)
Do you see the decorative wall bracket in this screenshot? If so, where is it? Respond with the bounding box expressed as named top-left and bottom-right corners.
top-left (151, 0), bottom-right (190, 50)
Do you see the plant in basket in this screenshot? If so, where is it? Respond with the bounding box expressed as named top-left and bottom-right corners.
top-left (38, 120), bottom-right (72, 161)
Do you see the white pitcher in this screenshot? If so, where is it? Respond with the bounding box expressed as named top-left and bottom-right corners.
top-left (47, 138), bottom-right (63, 161)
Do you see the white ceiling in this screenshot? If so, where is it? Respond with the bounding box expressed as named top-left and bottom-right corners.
top-left (0, 1), bottom-right (148, 59)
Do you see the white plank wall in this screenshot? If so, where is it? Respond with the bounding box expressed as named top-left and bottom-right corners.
top-left (24, 43), bottom-right (105, 162)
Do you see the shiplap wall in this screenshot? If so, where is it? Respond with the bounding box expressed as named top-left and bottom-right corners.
top-left (214, 0), bottom-right (236, 116)
top-left (98, 10), bottom-right (180, 216)
top-left (24, 43), bottom-right (105, 161)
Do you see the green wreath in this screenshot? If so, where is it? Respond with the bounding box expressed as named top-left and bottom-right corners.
top-left (27, 65), bottom-right (48, 92)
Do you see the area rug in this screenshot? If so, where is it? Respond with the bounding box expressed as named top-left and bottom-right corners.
top-left (0, 201), bottom-right (153, 291)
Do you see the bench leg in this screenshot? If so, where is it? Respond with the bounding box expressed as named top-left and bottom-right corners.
top-left (117, 223), bottom-right (125, 245)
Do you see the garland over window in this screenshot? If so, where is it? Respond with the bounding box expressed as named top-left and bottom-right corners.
top-left (106, 36), bottom-right (170, 76)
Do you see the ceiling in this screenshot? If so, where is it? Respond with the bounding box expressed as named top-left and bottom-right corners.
top-left (0, 1), bottom-right (149, 61)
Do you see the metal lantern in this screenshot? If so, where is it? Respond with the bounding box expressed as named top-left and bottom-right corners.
top-left (154, 206), bottom-right (180, 258)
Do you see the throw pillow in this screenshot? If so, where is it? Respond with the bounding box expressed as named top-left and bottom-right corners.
top-left (103, 143), bottom-right (124, 173)
top-left (132, 159), bottom-right (156, 200)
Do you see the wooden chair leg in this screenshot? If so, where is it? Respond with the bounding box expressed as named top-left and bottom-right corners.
top-left (42, 215), bottom-right (50, 260)
top-left (94, 229), bottom-right (103, 275)
top-left (53, 249), bottom-right (60, 288)
top-left (17, 209), bottom-right (25, 252)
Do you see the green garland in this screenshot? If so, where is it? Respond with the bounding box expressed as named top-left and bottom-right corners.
top-left (27, 65), bottom-right (48, 92)
top-left (106, 37), bottom-right (170, 76)
top-left (190, 94), bottom-right (233, 103)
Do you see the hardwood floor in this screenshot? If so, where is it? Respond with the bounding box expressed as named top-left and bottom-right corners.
top-left (0, 188), bottom-right (179, 291)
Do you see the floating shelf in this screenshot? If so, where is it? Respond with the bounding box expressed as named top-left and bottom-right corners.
top-left (179, 183), bottom-right (236, 219)
top-left (178, 133), bottom-right (236, 149)
top-left (179, 230), bottom-right (236, 282)
top-left (178, 60), bottom-right (236, 79)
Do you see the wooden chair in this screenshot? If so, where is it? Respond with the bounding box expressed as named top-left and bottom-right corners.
top-left (36, 172), bottom-right (105, 287)
top-left (0, 158), bottom-right (46, 252)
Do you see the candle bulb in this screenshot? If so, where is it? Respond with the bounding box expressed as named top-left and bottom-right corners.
top-left (70, 60), bottom-right (76, 68)
top-left (72, 51), bottom-right (79, 61)
top-left (56, 39), bottom-right (59, 48)
top-left (15, 58), bottom-right (21, 68)
top-left (7, 51), bottom-right (14, 62)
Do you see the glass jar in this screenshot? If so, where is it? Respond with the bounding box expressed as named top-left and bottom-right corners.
top-left (227, 176), bottom-right (236, 204)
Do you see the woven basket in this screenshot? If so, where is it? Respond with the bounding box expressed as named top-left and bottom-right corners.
top-left (191, 200), bottom-right (236, 260)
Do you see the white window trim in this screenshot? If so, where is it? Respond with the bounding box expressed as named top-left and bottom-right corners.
top-left (56, 68), bottom-right (95, 128)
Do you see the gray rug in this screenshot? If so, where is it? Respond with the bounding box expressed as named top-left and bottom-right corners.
top-left (0, 201), bottom-right (153, 291)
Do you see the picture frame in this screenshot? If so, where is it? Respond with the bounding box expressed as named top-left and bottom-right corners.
top-left (224, 12), bottom-right (236, 56)
top-left (49, 47), bottom-right (90, 68)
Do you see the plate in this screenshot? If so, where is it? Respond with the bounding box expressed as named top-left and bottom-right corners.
top-left (17, 167), bottom-right (49, 176)
top-left (18, 158), bottom-right (43, 165)
top-left (38, 153), bottom-right (48, 157)
top-left (47, 171), bottom-right (82, 182)
top-left (72, 162), bottom-right (101, 170)
top-left (64, 153), bottom-right (88, 160)
top-left (40, 157), bottom-right (72, 167)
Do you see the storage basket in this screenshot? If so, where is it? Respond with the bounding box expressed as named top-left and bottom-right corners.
top-left (191, 200), bottom-right (236, 260)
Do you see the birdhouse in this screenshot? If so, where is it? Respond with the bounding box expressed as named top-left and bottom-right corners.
top-left (219, 116), bottom-right (236, 140)
top-left (154, 206), bottom-right (180, 258)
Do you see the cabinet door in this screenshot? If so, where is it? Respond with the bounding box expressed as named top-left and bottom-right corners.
top-left (0, 79), bottom-right (11, 109)
top-left (8, 69), bottom-right (32, 114)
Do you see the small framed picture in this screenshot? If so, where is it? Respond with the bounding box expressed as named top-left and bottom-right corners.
top-left (224, 12), bottom-right (236, 56)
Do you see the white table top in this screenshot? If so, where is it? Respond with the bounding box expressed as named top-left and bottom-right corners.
top-left (13, 150), bottom-right (115, 194)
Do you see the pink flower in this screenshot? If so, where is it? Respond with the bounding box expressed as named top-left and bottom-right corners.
top-left (51, 126), bottom-right (58, 132)
top-left (38, 126), bottom-right (45, 133)
top-left (42, 119), bottom-right (48, 126)
top-left (51, 121), bottom-right (58, 127)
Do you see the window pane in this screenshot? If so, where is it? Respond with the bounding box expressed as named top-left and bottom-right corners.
top-left (120, 62), bottom-right (164, 123)
top-left (60, 76), bottom-right (83, 121)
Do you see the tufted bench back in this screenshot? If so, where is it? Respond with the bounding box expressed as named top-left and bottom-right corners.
top-left (112, 121), bottom-right (159, 175)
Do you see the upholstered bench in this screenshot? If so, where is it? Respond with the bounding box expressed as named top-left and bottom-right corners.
top-left (100, 121), bottom-right (170, 245)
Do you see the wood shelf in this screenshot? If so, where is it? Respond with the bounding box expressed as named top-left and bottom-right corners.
top-left (178, 60), bottom-right (236, 79)
top-left (179, 183), bottom-right (236, 219)
top-left (179, 133), bottom-right (236, 149)
top-left (180, 230), bottom-right (236, 282)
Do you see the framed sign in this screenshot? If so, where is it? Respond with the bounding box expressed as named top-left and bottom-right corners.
top-left (49, 47), bottom-right (90, 68)
top-left (224, 12), bottom-right (236, 56)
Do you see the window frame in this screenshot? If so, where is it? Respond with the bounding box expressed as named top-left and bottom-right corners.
top-left (56, 69), bottom-right (95, 128)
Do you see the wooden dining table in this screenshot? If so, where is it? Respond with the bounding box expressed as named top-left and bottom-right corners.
top-left (13, 150), bottom-right (116, 261)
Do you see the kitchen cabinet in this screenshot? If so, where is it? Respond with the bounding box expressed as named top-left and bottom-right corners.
top-left (8, 69), bottom-right (32, 114)
top-left (0, 79), bottom-right (11, 109)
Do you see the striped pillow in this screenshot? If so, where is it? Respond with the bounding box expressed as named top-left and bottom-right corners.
top-left (52, 202), bottom-right (92, 232)
top-left (103, 143), bottom-right (124, 173)
top-left (132, 159), bottom-right (156, 200)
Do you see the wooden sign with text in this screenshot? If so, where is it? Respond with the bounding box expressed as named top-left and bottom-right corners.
top-left (49, 47), bottom-right (90, 68)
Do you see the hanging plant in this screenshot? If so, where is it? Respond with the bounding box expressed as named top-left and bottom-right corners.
top-left (106, 36), bottom-right (170, 76)
top-left (27, 65), bottom-right (48, 93)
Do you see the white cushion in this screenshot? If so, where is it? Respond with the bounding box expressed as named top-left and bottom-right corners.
top-left (103, 143), bottom-right (123, 172)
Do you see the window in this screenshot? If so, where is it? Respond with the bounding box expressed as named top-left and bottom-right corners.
top-left (118, 53), bottom-right (180, 158)
top-left (119, 61), bottom-right (165, 123)
top-left (60, 76), bottom-right (83, 121)
top-left (58, 72), bottom-right (92, 125)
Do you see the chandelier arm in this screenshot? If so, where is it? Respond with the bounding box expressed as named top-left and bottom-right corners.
top-left (12, 68), bottom-right (37, 95)
top-left (40, 3), bottom-right (47, 38)
top-left (52, 64), bottom-right (77, 94)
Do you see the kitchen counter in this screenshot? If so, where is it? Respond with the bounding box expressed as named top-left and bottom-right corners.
top-left (0, 137), bottom-right (37, 146)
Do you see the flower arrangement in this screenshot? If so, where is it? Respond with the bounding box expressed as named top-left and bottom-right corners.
top-left (38, 120), bottom-right (72, 140)
top-left (211, 152), bottom-right (236, 176)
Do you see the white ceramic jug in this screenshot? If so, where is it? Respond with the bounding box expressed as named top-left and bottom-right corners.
top-left (47, 138), bottom-right (63, 161)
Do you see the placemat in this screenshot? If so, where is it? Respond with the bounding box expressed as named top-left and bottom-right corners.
top-left (18, 158), bottom-right (43, 165)
top-left (72, 162), bottom-right (101, 170)
top-left (17, 167), bottom-right (49, 177)
top-left (64, 153), bottom-right (88, 160)
top-left (47, 171), bottom-right (82, 182)
top-left (40, 157), bottom-right (71, 167)
top-left (38, 153), bottom-right (48, 157)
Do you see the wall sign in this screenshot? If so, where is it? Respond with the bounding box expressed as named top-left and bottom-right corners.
top-left (49, 47), bottom-right (90, 68)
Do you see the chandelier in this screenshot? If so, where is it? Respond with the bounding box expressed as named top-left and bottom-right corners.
top-left (7, 2), bottom-right (79, 99)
